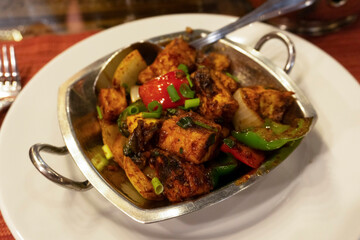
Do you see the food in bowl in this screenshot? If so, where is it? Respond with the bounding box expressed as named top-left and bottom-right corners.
top-left (94, 37), bottom-right (312, 203)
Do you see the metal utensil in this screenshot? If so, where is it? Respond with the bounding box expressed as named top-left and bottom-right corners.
top-left (0, 45), bottom-right (21, 112)
top-left (190, 0), bottom-right (315, 49)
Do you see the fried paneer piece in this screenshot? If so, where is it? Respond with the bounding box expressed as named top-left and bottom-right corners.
top-left (98, 87), bottom-right (127, 121)
top-left (151, 150), bottom-right (213, 202)
top-left (138, 38), bottom-right (196, 84)
top-left (158, 111), bottom-right (221, 164)
top-left (259, 88), bottom-right (294, 122)
top-left (241, 86), bottom-right (294, 122)
top-left (192, 67), bottom-right (239, 121)
top-left (210, 70), bottom-right (239, 94)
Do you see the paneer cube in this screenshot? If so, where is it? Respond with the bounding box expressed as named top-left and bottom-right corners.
top-left (192, 67), bottom-right (239, 121)
top-left (98, 87), bottom-right (127, 121)
top-left (158, 111), bottom-right (221, 164)
top-left (138, 38), bottom-right (196, 84)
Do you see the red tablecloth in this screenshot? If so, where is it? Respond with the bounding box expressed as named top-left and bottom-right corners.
top-left (0, 19), bottom-right (359, 239)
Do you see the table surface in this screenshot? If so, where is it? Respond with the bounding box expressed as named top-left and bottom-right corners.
top-left (0, 2), bottom-right (359, 239)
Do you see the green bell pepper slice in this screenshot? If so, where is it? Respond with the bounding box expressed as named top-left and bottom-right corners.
top-left (232, 118), bottom-right (312, 151)
top-left (209, 152), bottom-right (238, 187)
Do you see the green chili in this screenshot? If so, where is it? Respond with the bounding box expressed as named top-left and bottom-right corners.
top-left (225, 72), bottom-right (239, 83)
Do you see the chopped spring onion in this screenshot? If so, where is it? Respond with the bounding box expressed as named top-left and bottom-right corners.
top-left (142, 100), bottom-right (163, 118)
top-left (167, 84), bottom-right (180, 102)
top-left (179, 83), bottom-right (195, 98)
top-left (178, 63), bottom-right (189, 74)
top-left (184, 98), bottom-right (200, 109)
top-left (127, 105), bottom-right (141, 115)
top-left (151, 177), bottom-right (164, 195)
top-left (178, 63), bottom-right (193, 87)
top-left (147, 100), bottom-right (162, 113)
top-left (225, 72), bottom-right (239, 83)
top-left (130, 85), bottom-right (140, 103)
top-left (167, 108), bottom-right (177, 115)
top-left (91, 154), bottom-right (108, 172)
top-left (223, 138), bottom-right (235, 148)
top-left (96, 105), bottom-right (103, 120)
top-left (194, 120), bottom-right (218, 132)
top-left (102, 144), bottom-right (113, 159)
top-left (177, 116), bottom-right (194, 129)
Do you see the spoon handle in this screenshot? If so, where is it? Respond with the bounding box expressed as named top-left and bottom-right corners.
top-left (190, 0), bottom-right (315, 49)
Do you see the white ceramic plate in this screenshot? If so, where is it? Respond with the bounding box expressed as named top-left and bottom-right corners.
top-left (0, 14), bottom-right (359, 240)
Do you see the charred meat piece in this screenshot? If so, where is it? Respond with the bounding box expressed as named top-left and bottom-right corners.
top-left (151, 150), bottom-right (213, 202)
top-left (192, 67), bottom-right (239, 121)
top-left (158, 110), bottom-right (221, 164)
top-left (138, 38), bottom-right (196, 84)
top-left (98, 87), bottom-right (127, 122)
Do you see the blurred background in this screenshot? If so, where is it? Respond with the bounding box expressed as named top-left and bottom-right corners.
top-left (1, 0), bottom-right (359, 41)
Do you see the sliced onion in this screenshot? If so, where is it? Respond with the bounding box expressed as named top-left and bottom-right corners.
top-left (130, 85), bottom-right (140, 103)
top-left (232, 88), bottom-right (264, 130)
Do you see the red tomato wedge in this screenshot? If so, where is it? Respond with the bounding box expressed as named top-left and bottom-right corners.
top-left (220, 142), bottom-right (265, 168)
top-left (139, 70), bottom-right (189, 109)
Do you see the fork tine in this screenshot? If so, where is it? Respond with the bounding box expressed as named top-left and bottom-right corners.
top-left (9, 45), bottom-right (21, 86)
top-left (0, 46), bottom-right (3, 81)
top-left (2, 46), bottom-right (11, 84)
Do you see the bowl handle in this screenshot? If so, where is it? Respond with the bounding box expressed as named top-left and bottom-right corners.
top-left (254, 31), bottom-right (296, 74)
top-left (29, 143), bottom-right (92, 191)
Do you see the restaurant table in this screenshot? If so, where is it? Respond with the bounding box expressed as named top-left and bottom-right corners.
top-left (0, 16), bottom-right (359, 240)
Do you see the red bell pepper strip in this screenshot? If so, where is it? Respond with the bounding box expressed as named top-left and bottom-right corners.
top-left (220, 141), bottom-right (265, 169)
top-left (139, 70), bottom-right (190, 110)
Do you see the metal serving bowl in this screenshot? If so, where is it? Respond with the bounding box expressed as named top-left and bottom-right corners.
top-left (29, 30), bottom-right (317, 223)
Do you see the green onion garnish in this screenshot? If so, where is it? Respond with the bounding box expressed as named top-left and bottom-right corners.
top-left (167, 84), bottom-right (181, 102)
top-left (179, 147), bottom-right (184, 154)
top-left (225, 72), bottom-right (239, 83)
top-left (91, 154), bottom-right (108, 172)
top-left (167, 108), bottom-right (177, 115)
top-left (142, 100), bottom-right (163, 118)
top-left (147, 100), bottom-right (162, 113)
top-left (178, 63), bottom-right (189, 74)
top-left (178, 63), bottom-right (193, 87)
top-left (179, 83), bottom-right (195, 98)
top-left (223, 138), bottom-right (235, 148)
top-left (96, 105), bottom-right (103, 120)
top-left (194, 120), bottom-right (218, 132)
top-left (177, 116), bottom-right (194, 129)
top-left (151, 177), bottom-right (164, 195)
top-left (127, 105), bottom-right (141, 115)
top-left (102, 144), bottom-right (113, 159)
top-left (184, 98), bottom-right (200, 109)
top-left (186, 75), bottom-right (193, 88)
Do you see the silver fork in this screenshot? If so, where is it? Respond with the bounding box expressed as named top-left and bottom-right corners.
top-left (0, 45), bottom-right (21, 111)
